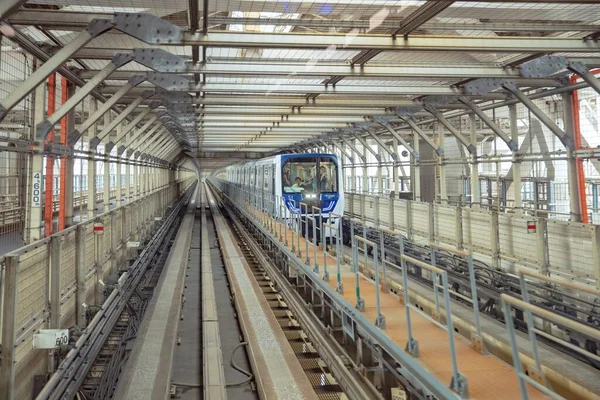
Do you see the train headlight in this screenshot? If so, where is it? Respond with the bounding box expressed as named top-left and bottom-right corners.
top-left (306, 194), bottom-right (317, 199)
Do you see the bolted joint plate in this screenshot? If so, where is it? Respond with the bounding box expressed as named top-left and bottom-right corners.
top-left (128, 75), bottom-right (147, 87)
top-left (520, 55), bottom-right (568, 78)
top-left (126, 149), bottom-right (135, 158)
top-left (463, 79), bottom-right (512, 96)
top-left (111, 53), bottom-right (135, 68)
top-left (86, 18), bottom-right (114, 37)
top-left (113, 13), bottom-right (183, 44)
top-left (132, 48), bottom-right (187, 73)
top-left (89, 137), bottom-right (102, 150)
top-left (422, 95), bottom-right (459, 107)
top-left (148, 101), bottom-right (162, 110)
top-left (396, 104), bottom-right (423, 117)
top-left (134, 151), bottom-right (141, 159)
top-left (68, 130), bottom-right (83, 147)
top-left (36, 120), bottom-right (55, 141)
top-left (147, 72), bottom-right (190, 91)
top-left (105, 141), bottom-right (116, 154)
top-left (117, 145), bottom-right (127, 156)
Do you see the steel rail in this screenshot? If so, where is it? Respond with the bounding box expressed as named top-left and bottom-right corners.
top-left (35, 183), bottom-right (197, 400)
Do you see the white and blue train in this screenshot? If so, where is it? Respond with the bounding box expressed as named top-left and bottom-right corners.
top-left (224, 153), bottom-right (344, 233)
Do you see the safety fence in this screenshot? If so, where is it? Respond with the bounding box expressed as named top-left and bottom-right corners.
top-left (345, 191), bottom-right (600, 288)
top-left (0, 178), bottom-right (192, 400)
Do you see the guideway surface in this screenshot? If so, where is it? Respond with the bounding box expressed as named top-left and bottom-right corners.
top-left (206, 185), bottom-right (320, 400)
top-left (252, 209), bottom-right (549, 400)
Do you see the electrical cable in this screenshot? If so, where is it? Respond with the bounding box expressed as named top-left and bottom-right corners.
top-left (226, 341), bottom-right (254, 388)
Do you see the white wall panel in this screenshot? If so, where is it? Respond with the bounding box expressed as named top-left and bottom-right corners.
top-left (434, 204), bottom-right (456, 245)
top-left (411, 202), bottom-right (429, 238)
top-left (498, 214), bottom-right (539, 269)
top-left (393, 199), bottom-right (408, 231)
top-left (547, 220), bottom-right (597, 286)
top-left (463, 208), bottom-right (492, 255)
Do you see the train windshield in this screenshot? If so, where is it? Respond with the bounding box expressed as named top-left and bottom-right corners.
top-left (282, 157), bottom-right (338, 194)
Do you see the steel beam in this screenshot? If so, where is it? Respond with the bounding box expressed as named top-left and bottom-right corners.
top-left (502, 82), bottom-right (574, 149)
top-left (178, 31), bottom-right (600, 53)
top-left (364, 130), bottom-right (398, 161)
top-left (145, 80), bottom-right (465, 96)
top-left (396, 115), bottom-right (442, 157)
top-left (340, 137), bottom-right (366, 163)
top-left (69, 76), bottom-right (146, 146)
top-left (111, 104), bottom-right (159, 146)
top-left (0, 20), bottom-right (113, 122)
top-left (36, 54), bottom-right (133, 140)
top-left (76, 63), bottom-right (520, 80)
top-left (93, 93), bottom-right (153, 147)
top-left (372, 118), bottom-right (418, 160)
top-left (424, 105), bottom-right (476, 154)
top-left (0, 0), bottom-right (27, 20)
top-left (458, 96), bottom-right (518, 151)
top-left (9, 10), bottom-right (600, 32)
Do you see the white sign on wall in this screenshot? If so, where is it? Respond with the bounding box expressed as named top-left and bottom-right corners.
top-left (32, 172), bottom-right (42, 207)
top-left (33, 329), bottom-right (69, 349)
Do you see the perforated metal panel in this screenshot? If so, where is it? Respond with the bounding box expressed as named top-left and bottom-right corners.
top-left (15, 244), bottom-right (49, 332)
top-left (60, 231), bottom-right (77, 293)
top-left (547, 220), bottom-right (596, 285)
top-left (411, 202), bottom-right (429, 239)
top-left (364, 195), bottom-right (377, 223)
top-left (393, 199), bottom-right (408, 231)
top-left (498, 214), bottom-right (540, 269)
top-left (462, 208), bottom-right (492, 255)
top-left (379, 198), bottom-right (391, 229)
top-left (433, 204), bottom-right (456, 245)
top-left (103, 214), bottom-right (112, 262)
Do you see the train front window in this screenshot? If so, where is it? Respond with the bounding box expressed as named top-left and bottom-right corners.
top-left (282, 157), bottom-right (338, 194)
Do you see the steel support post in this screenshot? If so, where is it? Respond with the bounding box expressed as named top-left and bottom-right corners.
top-left (0, 21), bottom-right (112, 122)
top-left (393, 138), bottom-right (399, 196)
top-left (0, 255), bottom-right (18, 400)
top-left (437, 124), bottom-right (447, 203)
top-left (562, 92), bottom-right (583, 222)
top-left (94, 220), bottom-right (104, 303)
top-left (469, 114), bottom-right (480, 207)
top-left (64, 83), bottom-right (76, 227)
top-left (116, 158), bottom-right (122, 205)
top-left (75, 225), bottom-right (86, 326)
top-left (103, 153), bottom-right (110, 211)
top-left (36, 54), bottom-right (133, 140)
top-left (133, 162), bottom-right (139, 201)
top-left (508, 104), bottom-right (522, 211)
top-left (110, 213), bottom-right (117, 274)
top-left (568, 64), bottom-right (600, 97)
top-left (413, 134), bottom-right (421, 201)
top-left (85, 99), bottom-right (98, 220)
top-left (377, 145), bottom-right (384, 195)
top-left (69, 76), bottom-right (146, 146)
top-left (425, 105), bottom-right (476, 155)
top-left (25, 59), bottom-right (46, 243)
top-left (50, 235), bottom-right (62, 328)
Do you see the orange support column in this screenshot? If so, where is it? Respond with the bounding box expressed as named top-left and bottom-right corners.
top-left (58, 76), bottom-right (69, 231)
top-left (44, 74), bottom-right (56, 237)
